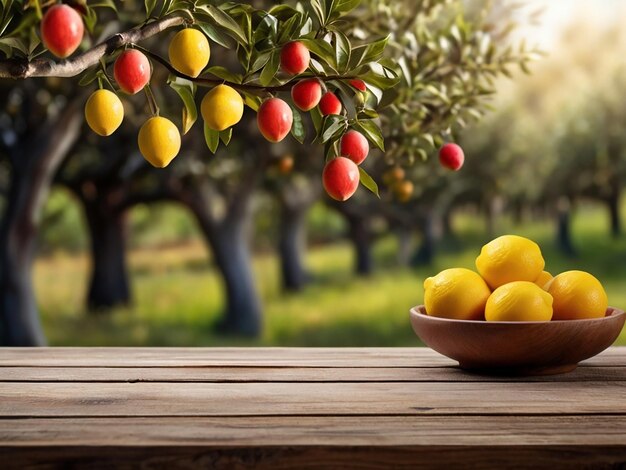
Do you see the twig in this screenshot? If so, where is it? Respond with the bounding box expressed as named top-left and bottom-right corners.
top-left (0, 13), bottom-right (186, 79)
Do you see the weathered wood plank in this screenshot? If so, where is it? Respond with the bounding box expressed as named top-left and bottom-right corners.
top-left (1, 347), bottom-right (624, 367)
top-left (2, 416), bottom-right (626, 446)
top-left (3, 445), bottom-right (626, 470)
top-left (2, 381), bottom-right (626, 417)
top-left (1, 365), bottom-right (626, 383)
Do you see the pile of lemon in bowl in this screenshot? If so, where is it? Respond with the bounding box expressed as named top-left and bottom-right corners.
top-left (424, 235), bottom-right (608, 322)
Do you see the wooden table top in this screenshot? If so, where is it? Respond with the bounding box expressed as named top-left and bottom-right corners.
top-left (2, 347), bottom-right (626, 469)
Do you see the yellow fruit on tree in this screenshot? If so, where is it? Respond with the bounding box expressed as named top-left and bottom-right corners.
top-left (485, 281), bottom-right (553, 322)
top-left (168, 28), bottom-right (210, 78)
top-left (547, 270), bottom-right (608, 320)
top-left (535, 270), bottom-right (553, 290)
top-left (84, 89), bottom-right (124, 136)
top-left (138, 116), bottom-right (181, 168)
top-left (476, 235), bottom-right (545, 289)
top-left (423, 268), bottom-right (491, 320)
top-left (201, 84), bottom-right (244, 131)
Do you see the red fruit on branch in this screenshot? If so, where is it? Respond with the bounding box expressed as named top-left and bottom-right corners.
top-left (319, 91), bottom-right (342, 116)
top-left (340, 130), bottom-right (369, 165)
top-left (438, 143), bottom-right (465, 171)
top-left (114, 50), bottom-right (151, 95)
top-left (323, 157), bottom-right (360, 201)
top-left (40, 5), bottom-right (84, 58)
top-left (291, 79), bottom-right (322, 111)
top-left (280, 41), bottom-right (310, 75)
top-left (257, 98), bottom-right (293, 143)
top-left (349, 79), bottom-right (367, 92)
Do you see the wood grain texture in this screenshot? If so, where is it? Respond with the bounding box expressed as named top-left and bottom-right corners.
top-left (4, 416), bottom-right (626, 446)
top-left (1, 346), bottom-right (625, 367)
top-left (2, 381), bottom-right (626, 417)
top-left (1, 347), bottom-right (626, 469)
top-left (2, 365), bottom-right (626, 382)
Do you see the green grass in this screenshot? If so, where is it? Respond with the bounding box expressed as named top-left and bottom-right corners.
top-left (35, 202), bottom-right (626, 346)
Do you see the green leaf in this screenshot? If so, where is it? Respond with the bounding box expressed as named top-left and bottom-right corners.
top-left (0, 36), bottom-right (27, 56)
top-left (249, 50), bottom-right (272, 74)
top-left (354, 119), bottom-right (384, 151)
top-left (197, 22), bottom-right (235, 49)
top-left (333, 31), bottom-right (351, 72)
top-left (200, 5), bottom-right (248, 46)
top-left (204, 66), bottom-right (241, 83)
top-left (83, 6), bottom-right (98, 35)
top-left (298, 38), bottom-right (336, 70)
top-left (310, 106), bottom-right (323, 134)
top-left (310, 0), bottom-right (325, 26)
top-left (169, 77), bottom-right (197, 135)
top-left (253, 13), bottom-right (278, 45)
top-left (277, 11), bottom-right (302, 44)
top-left (332, 0), bottom-right (360, 14)
top-left (78, 67), bottom-right (100, 86)
top-left (241, 91), bottom-right (262, 111)
top-left (358, 166), bottom-right (379, 198)
top-left (289, 104), bottom-right (305, 144)
top-left (321, 115), bottom-right (346, 143)
top-left (204, 124), bottom-right (220, 154)
top-left (89, 0), bottom-right (117, 11)
top-left (259, 49), bottom-right (280, 86)
top-left (219, 128), bottom-right (232, 146)
top-left (144, 0), bottom-right (158, 17)
top-left (349, 36), bottom-right (388, 69)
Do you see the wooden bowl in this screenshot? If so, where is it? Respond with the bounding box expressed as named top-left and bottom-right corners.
top-left (409, 305), bottom-right (625, 375)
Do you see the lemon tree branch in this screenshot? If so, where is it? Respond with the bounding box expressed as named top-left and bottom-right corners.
top-left (0, 13), bottom-right (186, 79)
top-left (139, 47), bottom-right (357, 93)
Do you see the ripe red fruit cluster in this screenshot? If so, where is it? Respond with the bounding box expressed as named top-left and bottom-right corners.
top-left (323, 157), bottom-right (360, 201)
top-left (257, 98), bottom-right (293, 143)
top-left (114, 50), bottom-right (151, 95)
top-left (280, 41), bottom-right (310, 75)
top-left (438, 143), bottom-right (465, 171)
top-left (40, 5), bottom-right (84, 58)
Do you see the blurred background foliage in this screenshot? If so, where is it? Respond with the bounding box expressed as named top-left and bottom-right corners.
top-left (3, 0), bottom-right (626, 346)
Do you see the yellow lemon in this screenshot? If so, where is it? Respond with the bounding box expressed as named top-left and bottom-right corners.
top-left (547, 271), bottom-right (608, 320)
top-left (485, 281), bottom-right (553, 322)
top-left (535, 271), bottom-right (553, 290)
top-left (424, 268), bottom-right (491, 320)
top-left (84, 89), bottom-right (124, 136)
top-left (168, 28), bottom-right (210, 78)
top-left (476, 235), bottom-right (545, 289)
top-left (201, 84), bottom-right (244, 131)
top-left (138, 116), bottom-right (181, 168)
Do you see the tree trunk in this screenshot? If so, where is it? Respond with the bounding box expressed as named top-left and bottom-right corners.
top-left (556, 197), bottom-right (576, 257)
top-left (607, 192), bottom-right (621, 238)
top-left (206, 220), bottom-right (262, 336)
top-left (185, 187), bottom-right (262, 336)
top-left (0, 174), bottom-right (46, 346)
top-left (412, 211), bottom-right (437, 266)
top-left (278, 205), bottom-right (309, 291)
top-left (0, 98), bottom-right (83, 345)
top-left (83, 198), bottom-right (131, 311)
top-left (348, 216), bottom-right (373, 276)
top-left (396, 227), bottom-right (413, 267)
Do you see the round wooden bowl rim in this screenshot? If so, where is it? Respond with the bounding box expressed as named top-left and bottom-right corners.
top-left (410, 305), bottom-right (625, 325)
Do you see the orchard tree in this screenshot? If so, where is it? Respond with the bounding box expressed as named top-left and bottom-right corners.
top-left (0, 0), bottom-right (398, 345)
top-left (324, 0), bottom-right (539, 271)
